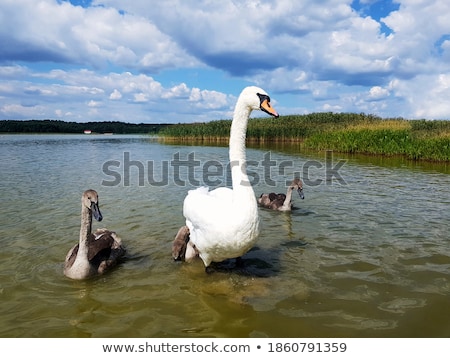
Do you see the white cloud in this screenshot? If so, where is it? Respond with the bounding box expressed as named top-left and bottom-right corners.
top-left (0, 0), bottom-right (199, 71)
top-left (109, 89), bottom-right (122, 100)
top-left (409, 74), bottom-right (450, 119)
top-left (162, 83), bottom-right (190, 99)
top-left (87, 100), bottom-right (101, 107)
top-left (368, 86), bottom-right (390, 101)
top-left (189, 88), bottom-right (228, 109)
top-left (0, 103), bottom-right (46, 118)
top-left (1, 0), bottom-right (450, 121)
top-left (133, 93), bottom-right (148, 103)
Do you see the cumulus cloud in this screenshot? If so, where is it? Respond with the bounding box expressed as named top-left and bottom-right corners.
top-left (0, 0), bottom-right (199, 70)
top-left (189, 88), bottom-right (228, 109)
top-left (368, 86), bottom-right (390, 101)
top-left (109, 89), bottom-right (122, 100)
top-left (162, 83), bottom-right (191, 99)
top-left (1, 0), bottom-right (450, 122)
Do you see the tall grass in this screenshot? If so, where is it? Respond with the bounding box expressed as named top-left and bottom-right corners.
top-left (159, 113), bottom-right (450, 161)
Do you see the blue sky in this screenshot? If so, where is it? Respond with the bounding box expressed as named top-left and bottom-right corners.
top-left (1, 0), bottom-right (450, 123)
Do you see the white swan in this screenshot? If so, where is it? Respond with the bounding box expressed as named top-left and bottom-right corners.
top-left (64, 189), bottom-right (125, 280)
top-left (258, 178), bottom-right (304, 211)
top-left (180, 86), bottom-right (279, 271)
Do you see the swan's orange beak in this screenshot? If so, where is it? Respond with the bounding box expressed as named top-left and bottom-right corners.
top-left (260, 99), bottom-right (279, 118)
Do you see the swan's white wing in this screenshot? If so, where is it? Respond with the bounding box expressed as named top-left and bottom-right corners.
top-left (183, 186), bottom-right (233, 229)
top-left (183, 186), bottom-right (258, 266)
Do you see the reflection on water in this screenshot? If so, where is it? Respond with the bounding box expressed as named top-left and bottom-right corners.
top-left (0, 134), bottom-right (449, 337)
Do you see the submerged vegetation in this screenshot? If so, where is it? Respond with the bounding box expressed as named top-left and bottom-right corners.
top-left (160, 112), bottom-right (450, 161)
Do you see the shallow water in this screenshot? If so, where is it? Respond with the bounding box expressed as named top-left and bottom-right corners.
top-left (0, 134), bottom-right (449, 338)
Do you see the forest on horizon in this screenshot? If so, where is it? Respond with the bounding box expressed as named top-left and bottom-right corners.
top-left (0, 119), bottom-right (171, 134)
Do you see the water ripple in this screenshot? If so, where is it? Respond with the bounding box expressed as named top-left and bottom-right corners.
top-left (0, 135), bottom-right (449, 337)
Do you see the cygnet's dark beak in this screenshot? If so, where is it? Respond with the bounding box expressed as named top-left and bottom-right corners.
top-left (91, 202), bottom-right (103, 221)
top-left (297, 188), bottom-right (305, 200)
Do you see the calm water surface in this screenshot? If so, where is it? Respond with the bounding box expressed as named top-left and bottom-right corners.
top-left (0, 134), bottom-right (449, 337)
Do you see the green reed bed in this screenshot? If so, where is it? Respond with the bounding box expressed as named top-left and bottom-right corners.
top-left (160, 113), bottom-right (450, 161)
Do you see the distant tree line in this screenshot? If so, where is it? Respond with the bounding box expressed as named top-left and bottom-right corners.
top-left (0, 119), bottom-right (172, 134)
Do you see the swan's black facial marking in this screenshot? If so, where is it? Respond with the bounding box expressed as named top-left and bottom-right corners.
top-left (257, 92), bottom-right (279, 117)
top-left (257, 93), bottom-right (271, 106)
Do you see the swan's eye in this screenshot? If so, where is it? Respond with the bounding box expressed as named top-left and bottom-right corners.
top-left (257, 93), bottom-right (270, 104)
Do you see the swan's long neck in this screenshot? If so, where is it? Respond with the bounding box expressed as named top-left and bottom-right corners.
top-left (229, 99), bottom-right (252, 194)
top-left (281, 187), bottom-right (294, 210)
top-left (78, 204), bottom-right (92, 258)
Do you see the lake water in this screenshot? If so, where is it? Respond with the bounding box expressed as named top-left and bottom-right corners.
top-left (0, 134), bottom-right (449, 338)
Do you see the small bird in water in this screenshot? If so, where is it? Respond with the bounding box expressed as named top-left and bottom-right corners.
top-left (64, 189), bottom-right (125, 279)
top-left (258, 178), bottom-right (304, 211)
